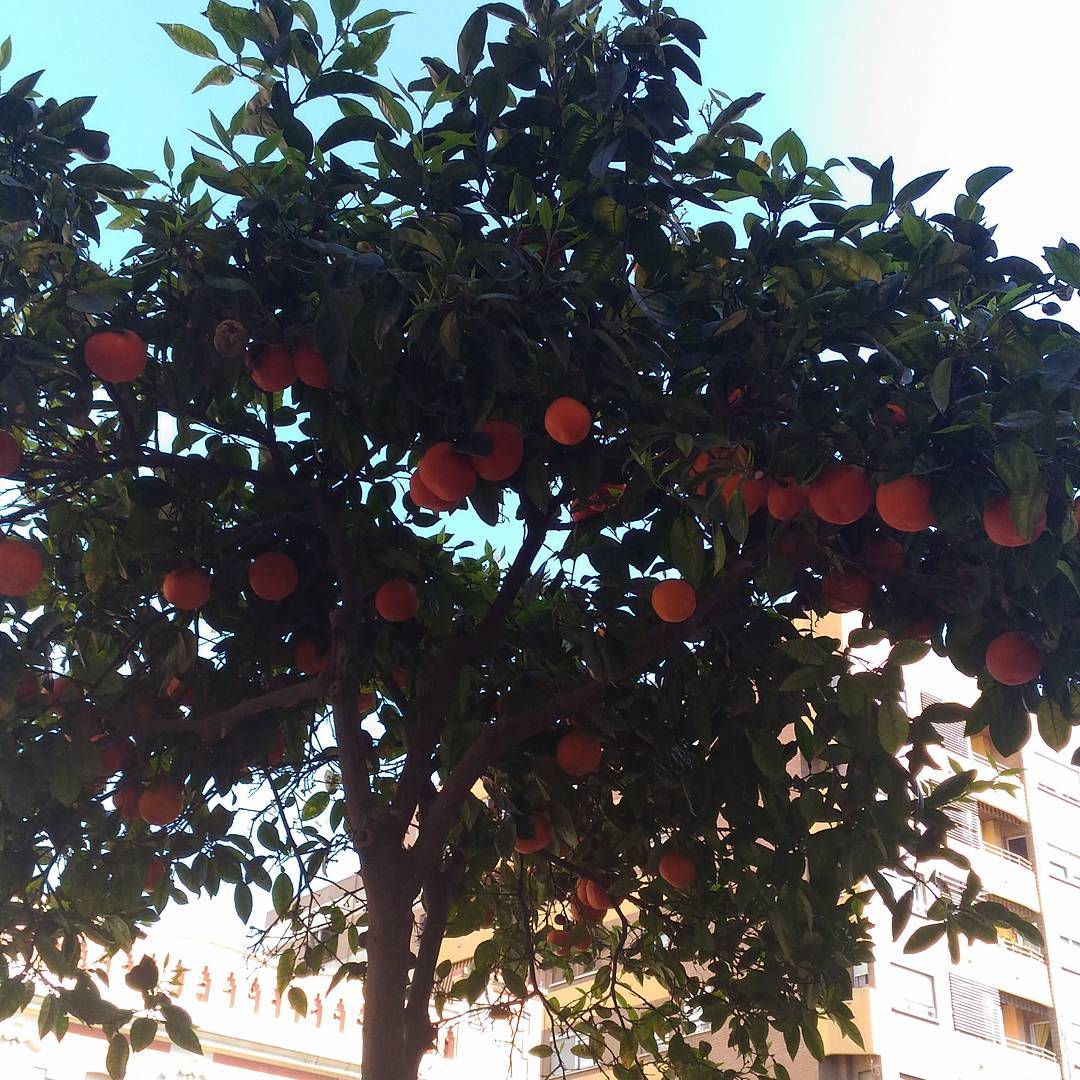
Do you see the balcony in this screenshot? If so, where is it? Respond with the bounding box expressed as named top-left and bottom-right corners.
top-left (1005, 1035), bottom-right (1057, 1062)
top-left (970, 753), bottom-right (1029, 820)
top-left (956, 938), bottom-right (1053, 1008)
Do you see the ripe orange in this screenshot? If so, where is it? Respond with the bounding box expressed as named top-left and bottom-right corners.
top-left (409, 472), bottom-right (457, 512)
top-left (985, 631), bottom-right (1041, 685)
top-left (658, 850), bottom-right (695, 890)
top-left (166, 675), bottom-right (198, 707)
top-left (375, 579), bottom-right (419, 622)
top-left (570, 898), bottom-right (606, 924)
top-left (0, 431), bottom-right (20, 477)
top-left (294, 636), bottom-right (331, 675)
top-left (473, 420), bottom-right (524, 482)
top-left (138, 778), bottom-right (184, 826)
top-left (358, 689), bottom-right (377, 715)
top-left (584, 880), bottom-right (613, 911)
top-left (513, 811), bottom-right (551, 854)
top-left (114, 781), bottom-right (141, 822)
top-left (555, 731), bottom-right (603, 776)
top-left (898, 617), bottom-right (938, 642)
top-left (418, 442), bottom-right (477, 502)
top-left (93, 735), bottom-right (131, 779)
top-left (544, 397), bottom-right (592, 445)
top-left (767, 478), bottom-right (809, 521)
top-left (294, 342), bottom-right (331, 388)
top-left (809, 465), bottom-right (872, 525)
top-left (14, 672), bottom-right (40, 704)
top-left (250, 344), bottom-right (295, 392)
top-left (0, 537), bottom-right (43, 596)
top-left (689, 445), bottom-right (750, 495)
top-left (546, 928), bottom-right (572, 955)
top-left (143, 856), bottom-right (167, 892)
top-left (651, 579), bottom-right (697, 623)
top-left (721, 473), bottom-right (770, 516)
top-left (859, 535), bottom-right (905, 581)
top-left (983, 495), bottom-right (1046, 547)
top-left (875, 475), bottom-right (934, 532)
top-left (883, 403), bottom-right (907, 426)
top-left (161, 567), bottom-right (211, 611)
top-left (85, 330), bottom-right (148, 383)
top-left (248, 552), bottom-right (299, 601)
top-left (821, 568), bottom-right (872, 613)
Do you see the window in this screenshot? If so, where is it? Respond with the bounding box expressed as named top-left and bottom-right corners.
top-left (1060, 935), bottom-right (1080, 975)
top-left (552, 1034), bottom-right (593, 1074)
top-left (1047, 845), bottom-right (1080, 887)
top-left (890, 965), bottom-right (937, 1021)
top-left (851, 963), bottom-right (871, 989)
top-left (899, 1075), bottom-right (928, 1080)
top-left (1005, 835), bottom-right (1031, 861)
top-left (950, 975), bottom-right (1004, 1042)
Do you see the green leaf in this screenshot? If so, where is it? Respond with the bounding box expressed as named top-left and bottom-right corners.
top-left (130, 1017), bottom-right (158, 1053)
top-left (233, 881), bottom-right (253, 924)
top-left (271, 873), bottom-right (293, 917)
top-left (817, 242), bottom-right (882, 283)
top-left (928, 356), bottom-right (952, 413)
top-left (318, 114), bottom-right (396, 151)
top-left (1037, 698), bottom-right (1071, 753)
top-left (331, 0), bottom-right (362, 22)
top-left (1044, 243), bottom-right (1080, 288)
top-left (302, 790), bottom-right (330, 820)
top-left (877, 699), bottom-right (909, 754)
top-left (162, 1004), bottom-right (202, 1056)
top-left (904, 922), bottom-right (946, 954)
top-left (193, 64), bottom-right (235, 93)
top-left (163, 138), bottom-right (175, 173)
top-left (529, 1045), bottom-right (554, 1058)
top-left (591, 195), bottom-right (626, 237)
top-left (457, 9), bottom-right (488, 77)
top-left (159, 24), bottom-right (220, 59)
top-left (107, 1033), bottom-right (129, 1079)
top-left (276, 948), bottom-right (296, 995)
top-left (669, 517), bottom-right (705, 587)
top-left (287, 986), bottom-right (308, 1016)
top-left (994, 441), bottom-right (1039, 492)
top-left (894, 169), bottom-right (947, 210)
top-left (965, 165), bottom-right (1011, 202)
top-left (0, 38), bottom-right (11, 73)
top-left (69, 163), bottom-right (145, 192)
top-left (988, 687), bottom-right (1032, 757)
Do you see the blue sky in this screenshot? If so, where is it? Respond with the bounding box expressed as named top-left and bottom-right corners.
top-left (7, 1), bottom-right (1079, 259)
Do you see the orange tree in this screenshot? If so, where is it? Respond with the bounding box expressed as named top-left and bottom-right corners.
top-left (0, 2), bottom-right (1077, 1078)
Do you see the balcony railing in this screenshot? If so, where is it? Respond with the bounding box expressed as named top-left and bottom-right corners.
top-left (1001, 939), bottom-right (1044, 962)
top-left (983, 840), bottom-right (1033, 869)
top-left (1004, 1035), bottom-right (1057, 1062)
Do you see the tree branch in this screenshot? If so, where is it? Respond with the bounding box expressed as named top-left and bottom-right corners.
top-left (409, 562), bottom-right (754, 875)
top-left (115, 675), bottom-right (326, 738)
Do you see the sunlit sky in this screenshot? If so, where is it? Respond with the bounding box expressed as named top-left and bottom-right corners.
top-left (8, 1), bottom-right (1079, 935)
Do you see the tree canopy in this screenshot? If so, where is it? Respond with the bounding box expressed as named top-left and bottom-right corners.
top-left (1, 1), bottom-right (1079, 1078)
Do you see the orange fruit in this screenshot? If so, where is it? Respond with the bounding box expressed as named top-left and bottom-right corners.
top-left (689, 445), bottom-right (750, 495)
top-left (14, 672), bottom-right (40, 704)
top-left (0, 537), bottom-right (43, 596)
top-left (720, 473), bottom-right (770, 516)
top-left (875, 476), bottom-right (934, 532)
top-left (809, 465), bottom-right (872, 525)
top-left (473, 420), bottom-right (524, 482)
top-left (544, 397), bottom-right (592, 445)
top-left (248, 552), bottom-right (299, 601)
top-left (983, 495), bottom-right (1046, 547)
top-left (0, 431), bottom-right (21, 477)
top-left (859, 535), bottom-right (905, 582)
top-left (294, 342), bottom-right (331, 388)
top-left (294, 635), bottom-right (331, 674)
top-left (767, 478), bottom-right (809, 521)
top-left (93, 735), bottom-right (131, 780)
top-left (546, 928), bottom-right (572, 955)
top-left (161, 567), bottom-right (211, 611)
top-left (883, 403), bottom-right (907, 426)
top-left (250, 344), bottom-right (295, 392)
top-left (358, 689), bottom-right (377, 715)
top-left (418, 442), bottom-right (477, 502)
top-left (114, 781), bottom-right (142, 822)
top-left (143, 856), bottom-right (167, 892)
top-left (85, 330), bottom-right (148, 383)
top-left (812, 462), bottom-right (868, 524)
top-left (658, 851), bottom-right (695, 890)
top-left (138, 778), bottom-right (184, 826)
top-left (898, 617), bottom-right (938, 642)
top-left (555, 731), bottom-right (603, 777)
top-left (514, 811), bottom-right (551, 854)
top-left (821, 568), bottom-right (871, 613)
top-left (985, 632), bottom-right (1041, 686)
top-left (166, 676), bottom-right (198, 707)
top-left (409, 472), bottom-right (457, 512)
top-left (651, 579), bottom-right (697, 623)
top-left (375, 579), bottom-right (419, 622)
top-left (584, 880), bottom-right (613, 911)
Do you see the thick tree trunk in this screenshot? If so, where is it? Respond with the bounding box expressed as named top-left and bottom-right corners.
top-left (360, 869), bottom-right (420, 1080)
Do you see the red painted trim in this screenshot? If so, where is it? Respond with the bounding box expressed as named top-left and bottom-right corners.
top-left (67, 1022), bottom-right (171, 1052)
top-left (212, 1050), bottom-right (354, 1079)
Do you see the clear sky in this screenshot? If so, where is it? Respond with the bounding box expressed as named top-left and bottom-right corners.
top-left (7, 1), bottom-right (1079, 260)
